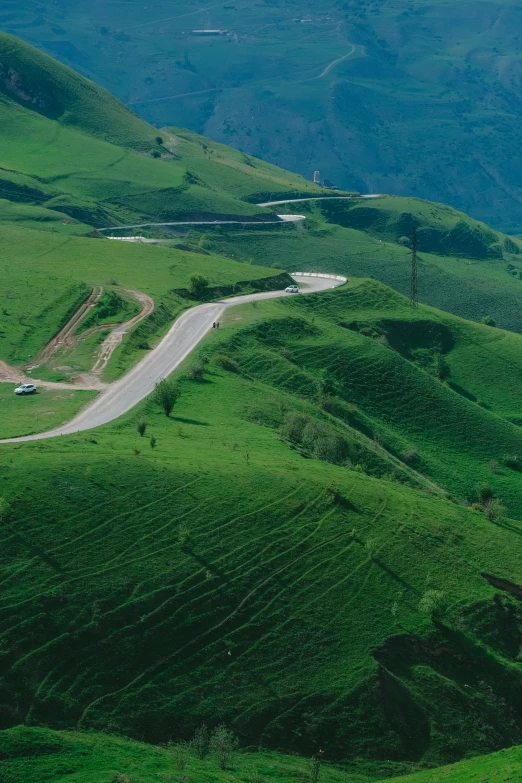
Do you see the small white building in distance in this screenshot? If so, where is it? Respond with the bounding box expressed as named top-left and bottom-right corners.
top-left (191, 29), bottom-right (229, 35)
top-left (313, 170), bottom-right (321, 184)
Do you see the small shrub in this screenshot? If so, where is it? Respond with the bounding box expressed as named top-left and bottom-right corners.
top-left (137, 420), bottom-right (147, 437)
top-left (482, 315), bottom-right (496, 327)
top-left (209, 724), bottom-right (238, 771)
top-left (150, 435), bottom-right (157, 449)
top-left (155, 135), bottom-right (164, 145)
top-left (469, 484), bottom-right (494, 504)
top-left (419, 588), bottom-right (446, 616)
top-left (214, 354), bottom-right (239, 373)
top-left (187, 362), bottom-right (205, 381)
top-left (488, 460), bottom-right (500, 474)
top-left (170, 741), bottom-right (190, 770)
top-left (133, 448), bottom-right (141, 456)
top-left (150, 148), bottom-right (161, 158)
top-left (483, 498), bottom-right (506, 521)
top-left (503, 454), bottom-right (521, 471)
top-left (192, 724), bottom-right (210, 760)
top-left (281, 411), bottom-right (309, 443)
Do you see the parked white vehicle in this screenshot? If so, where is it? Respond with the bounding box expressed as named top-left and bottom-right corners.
top-left (14, 383), bottom-right (37, 395)
top-left (285, 285), bottom-right (300, 293)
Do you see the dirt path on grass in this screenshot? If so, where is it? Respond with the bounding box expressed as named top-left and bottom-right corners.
top-left (32, 287), bottom-right (104, 365)
top-left (314, 45), bottom-right (356, 79)
top-left (90, 290), bottom-right (154, 374)
top-left (0, 289), bottom-right (153, 392)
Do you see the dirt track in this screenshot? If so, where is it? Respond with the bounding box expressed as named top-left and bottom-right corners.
top-left (0, 289), bottom-right (154, 392)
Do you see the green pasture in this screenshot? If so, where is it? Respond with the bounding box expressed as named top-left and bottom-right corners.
top-left (4, 281), bottom-right (522, 763)
top-left (0, 222), bottom-right (284, 366)
top-left (1, 725), bottom-right (521, 783)
top-left (205, 198), bottom-right (522, 334)
top-left (0, 383), bottom-right (96, 438)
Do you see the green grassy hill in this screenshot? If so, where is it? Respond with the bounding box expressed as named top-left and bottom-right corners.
top-left (0, 221), bottom-right (288, 378)
top-left (2, 726), bottom-right (521, 783)
top-left (6, 33), bottom-right (522, 783)
top-left (5, 279), bottom-right (522, 767)
top-left (0, 31), bottom-right (156, 150)
top-left (205, 195), bottom-right (522, 334)
top-left (5, 30), bottom-right (522, 342)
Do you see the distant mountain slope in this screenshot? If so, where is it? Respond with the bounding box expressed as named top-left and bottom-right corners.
top-left (0, 33), bottom-right (324, 227)
top-left (3, 2), bottom-right (522, 231)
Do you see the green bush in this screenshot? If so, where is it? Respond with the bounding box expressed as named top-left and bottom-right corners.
top-left (188, 272), bottom-right (209, 298)
top-left (214, 354), bottom-right (239, 372)
top-left (187, 362), bottom-right (205, 381)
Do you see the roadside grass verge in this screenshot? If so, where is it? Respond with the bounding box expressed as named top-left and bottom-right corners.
top-left (0, 383), bottom-right (96, 438)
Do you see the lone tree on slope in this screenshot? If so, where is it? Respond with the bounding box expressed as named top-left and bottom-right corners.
top-left (153, 379), bottom-right (180, 417)
top-left (209, 724), bottom-right (238, 770)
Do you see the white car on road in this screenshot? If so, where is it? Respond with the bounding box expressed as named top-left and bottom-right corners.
top-left (285, 285), bottom-right (300, 293)
top-left (15, 383), bottom-right (37, 395)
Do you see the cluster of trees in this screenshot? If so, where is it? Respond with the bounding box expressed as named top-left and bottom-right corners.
top-left (168, 723), bottom-right (323, 780)
top-left (170, 723), bottom-right (238, 771)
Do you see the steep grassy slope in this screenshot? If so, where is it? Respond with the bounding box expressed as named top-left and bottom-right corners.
top-left (5, 1), bottom-right (522, 231)
top-left (0, 222), bottom-right (287, 369)
top-left (205, 196), bottom-right (522, 334)
top-left (0, 726), bottom-right (407, 783)
top-left (0, 31), bottom-right (156, 150)
top-left (5, 32), bottom-right (522, 343)
top-left (2, 726), bottom-right (521, 783)
top-left (378, 746), bottom-right (522, 783)
top-left (4, 282), bottom-right (522, 766)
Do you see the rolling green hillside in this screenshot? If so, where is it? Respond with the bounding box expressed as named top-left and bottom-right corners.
top-left (4, 280), bottom-right (522, 767)
top-left (6, 32), bottom-right (522, 783)
top-left (4, 1), bottom-right (522, 231)
top-left (205, 195), bottom-right (522, 334)
top-left (2, 726), bottom-right (521, 783)
top-left (5, 31), bottom-right (522, 341)
top-left (0, 221), bottom-right (287, 371)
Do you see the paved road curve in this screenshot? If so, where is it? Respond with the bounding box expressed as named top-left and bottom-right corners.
top-left (0, 274), bottom-right (343, 444)
top-left (257, 195), bottom-right (382, 207)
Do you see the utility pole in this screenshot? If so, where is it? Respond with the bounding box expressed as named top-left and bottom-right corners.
top-left (410, 228), bottom-right (418, 308)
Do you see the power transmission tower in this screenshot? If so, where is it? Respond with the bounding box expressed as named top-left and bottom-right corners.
top-left (410, 228), bottom-right (418, 308)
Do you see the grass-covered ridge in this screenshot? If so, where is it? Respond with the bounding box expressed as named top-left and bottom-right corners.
top-left (0, 31), bottom-right (157, 150)
top-left (4, 281), bottom-right (522, 766)
top-left (0, 222), bottom-right (286, 369)
top-left (205, 195), bottom-right (522, 334)
top-left (2, 726), bottom-right (521, 783)
top-left (5, 1), bottom-right (522, 232)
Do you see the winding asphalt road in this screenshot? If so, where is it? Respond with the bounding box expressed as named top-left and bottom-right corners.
top-left (0, 274), bottom-right (343, 444)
